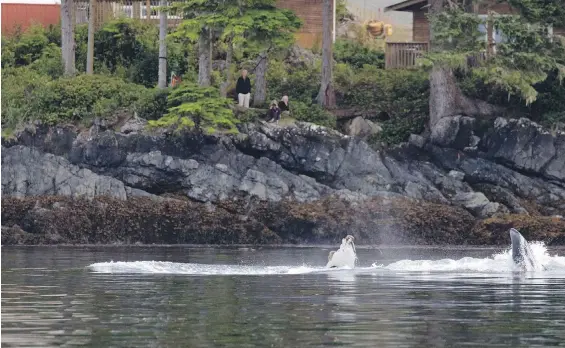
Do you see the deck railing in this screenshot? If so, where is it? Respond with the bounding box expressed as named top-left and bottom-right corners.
top-left (75, 1), bottom-right (183, 29)
top-left (385, 42), bottom-right (429, 69)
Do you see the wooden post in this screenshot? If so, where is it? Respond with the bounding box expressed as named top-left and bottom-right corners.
top-left (146, 0), bottom-right (151, 19)
top-left (86, 0), bottom-right (96, 74)
top-left (61, 0), bottom-right (76, 76)
top-left (133, 1), bottom-right (140, 19)
top-left (157, 0), bottom-right (167, 88)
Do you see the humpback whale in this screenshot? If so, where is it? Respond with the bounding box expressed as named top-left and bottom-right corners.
top-left (326, 235), bottom-right (357, 269)
top-left (509, 228), bottom-right (538, 270)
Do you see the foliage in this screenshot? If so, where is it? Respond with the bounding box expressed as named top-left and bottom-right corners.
top-left (135, 88), bottom-right (171, 121)
top-left (266, 59), bottom-right (320, 104)
top-left (427, 3), bottom-right (565, 105)
top-left (291, 101), bottom-right (336, 129)
top-left (171, 0), bottom-right (301, 53)
top-left (1, 24), bottom-right (60, 68)
top-left (149, 83), bottom-right (239, 134)
top-left (369, 113), bottom-right (428, 146)
top-left (333, 39), bottom-right (385, 69)
top-left (336, 0), bottom-right (354, 23)
top-left (27, 74), bottom-right (148, 125)
top-left (339, 67), bottom-right (429, 145)
top-left (1, 67), bottom-right (52, 129)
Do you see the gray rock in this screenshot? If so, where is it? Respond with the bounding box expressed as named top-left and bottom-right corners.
top-left (452, 192), bottom-right (505, 218)
top-left (2, 145), bottom-right (127, 199)
top-left (430, 115), bottom-right (475, 149)
top-left (285, 45), bottom-right (319, 68)
top-left (344, 117), bottom-right (382, 138)
top-left (3, 116), bottom-right (564, 220)
top-left (483, 117), bottom-right (565, 182)
top-left (448, 170), bottom-right (465, 181)
top-left (408, 134), bottom-right (426, 148)
top-left (121, 116), bottom-right (147, 134)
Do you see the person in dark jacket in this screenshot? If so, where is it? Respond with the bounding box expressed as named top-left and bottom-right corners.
top-left (267, 100), bottom-right (281, 124)
top-left (236, 69), bottom-right (251, 108)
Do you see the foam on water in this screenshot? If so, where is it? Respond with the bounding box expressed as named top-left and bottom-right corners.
top-left (88, 242), bottom-right (565, 276)
top-left (87, 261), bottom-right (335, 275)
top-left (373, 242), bottom-right (565, 273)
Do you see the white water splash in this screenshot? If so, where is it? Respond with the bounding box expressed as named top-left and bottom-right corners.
top-left (326, 236), bottom-right (357, 268)
top-left (372, 242), bottom-right (565, 273)
top-left (87, 261), bottom-right (332, 275)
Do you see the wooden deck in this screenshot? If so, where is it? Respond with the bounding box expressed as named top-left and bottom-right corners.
top-left (385, 42), bottom-right (429, 69)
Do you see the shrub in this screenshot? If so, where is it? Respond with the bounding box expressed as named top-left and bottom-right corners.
top-left (291, 101), bottom-right (337, 129)
top-left (29, 43), bottom-right (64, 78)
top-left (28, 74), bottom-right (148, 124)
top-left (340, 67), bottom-right (429, 145)
top-left (149, 83), bottom-right (239, 134)
top-left (135, 88), bottom-right (171, 120)
top-left (333, 39), bottom-right (385, 69)
top-left (267, 59), bottom-right (321, 105)
top-left (1, 67), bottom-right (52, 129)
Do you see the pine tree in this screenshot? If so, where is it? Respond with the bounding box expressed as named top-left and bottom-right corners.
top-left (170, 0), bottom-right (301, 100)
top-left (426, 0), bottom-right (564, 126)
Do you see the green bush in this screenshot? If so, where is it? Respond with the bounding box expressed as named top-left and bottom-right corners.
top-left (339, 66), bottom-right (429, 145)
top-left (333, 39), bottom-right (385, 69)
top-left (28, 74), bottom-right (148, 124)
top-left (135, 88), bottom-right (171, 120)
top-left (1, 67), bottom-right (52, 129)
top-left (291, 101), bottom-right (337, 129)
top-left (149, 83), bottom-right (239, 134)
top-left (29, 43), bottom-right (64, 78)
top-left (267, 59), bottom-right (320, 104)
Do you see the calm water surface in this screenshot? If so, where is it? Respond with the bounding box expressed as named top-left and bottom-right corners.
top-left (2, 245), bottom-right (565, 347)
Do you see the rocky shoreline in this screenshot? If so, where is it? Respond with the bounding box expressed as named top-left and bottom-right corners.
top-left (2, 116), bottom-right (564, 245)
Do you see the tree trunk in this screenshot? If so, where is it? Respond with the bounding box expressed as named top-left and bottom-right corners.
top-left (253, 52), bottom-right (268, 107)
top-left (220, 38), bottom-right (233, 97)
top-left (428, 0), bottom-right (499, 126)
top-left (198, 28), bottom-right (211, 87)
top-left (317, 0), bottom-right (335, 108)
top-left (61, 0), bottom-right (76, 76)
top-left (157, 0), bottom-right (167, 89)
top-left (86, 0), bottom-right (95, 74)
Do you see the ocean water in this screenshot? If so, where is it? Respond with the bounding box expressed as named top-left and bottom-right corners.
top-left (3, 244), bottom-right (565, 347)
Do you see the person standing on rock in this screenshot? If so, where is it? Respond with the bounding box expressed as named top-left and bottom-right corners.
top-left (236, 69), bottom-right (252, 108)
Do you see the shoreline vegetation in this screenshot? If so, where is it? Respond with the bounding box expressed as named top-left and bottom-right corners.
top-left (2, 1), bottom-right (565, 246)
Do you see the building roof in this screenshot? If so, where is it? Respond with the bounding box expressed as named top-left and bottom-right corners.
top-left (384, 0), bottom-right (427, 12)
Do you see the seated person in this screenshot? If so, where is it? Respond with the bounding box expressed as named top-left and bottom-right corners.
top-left (267, 100), bottom-right (281, 124)
top-left (278, 95), bottom-right (290, 115)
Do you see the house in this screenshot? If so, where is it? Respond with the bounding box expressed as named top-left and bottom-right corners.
top-left (2, 0), bottom-right (332, 49)
top-left (276, 0), bottom-right (334, 49)
top-left (383, 0), bottom-right (564, 69)
top-left (1, 0), bottom-right (61, 35)
top-left (1, 0), bottom-right (182, 36)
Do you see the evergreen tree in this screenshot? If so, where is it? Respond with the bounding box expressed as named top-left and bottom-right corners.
top-left (426, 0), bottom-right (564, 126)
top-left (171, 0), bottom-right (301, 101)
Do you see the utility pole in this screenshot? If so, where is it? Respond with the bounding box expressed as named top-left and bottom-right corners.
top-left (86, 0), bottom-right (96, 74)
top-left (157, 0), bottom-right (168, 88)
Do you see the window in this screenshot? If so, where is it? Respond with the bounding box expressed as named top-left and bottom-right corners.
top-left (478, 14), bottom-right (507, 44)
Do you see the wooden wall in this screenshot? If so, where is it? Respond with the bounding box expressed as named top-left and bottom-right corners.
top-left (412, 9), bottom-right (429, 43)
top-left (1, 3), bottom-right (61, 35)
top-left (277, 0), bottom-right (331, 49)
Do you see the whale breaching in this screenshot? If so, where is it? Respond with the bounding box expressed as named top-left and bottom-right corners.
top-left (326, 235), bottom-right (357, 269)
top-left (509, 228), bottom-right (539, 270)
